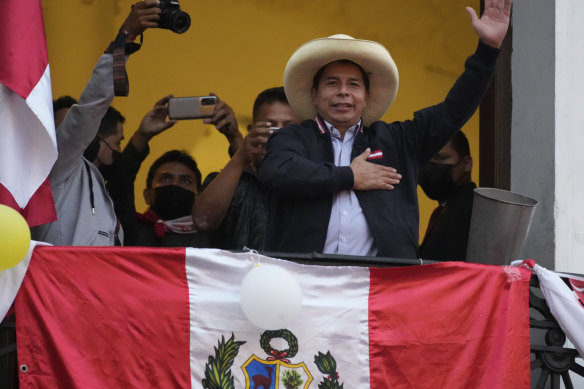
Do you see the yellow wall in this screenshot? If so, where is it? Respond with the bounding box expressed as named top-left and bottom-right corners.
top-left (43, 0), bottom-right (479, 243)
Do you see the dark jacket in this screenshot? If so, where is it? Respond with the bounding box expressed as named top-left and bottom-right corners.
top-left (259, 41), bottom-right (499, 259)
top-left (107, 142), bottom-right (209, 248)
top-left (420, 181), bottom-right (476, 261)
top-left (201, 169), bottom-right (268, 250)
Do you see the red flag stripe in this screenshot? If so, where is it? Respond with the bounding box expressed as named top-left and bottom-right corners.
top-left (0, 181), bottom-right (55, 227)
top-left (369, 263), bottom-right (531, 388)
top-left (0, 0), bottom-right (49, 99)
top-left (16, 246), bottom-right (191, 388)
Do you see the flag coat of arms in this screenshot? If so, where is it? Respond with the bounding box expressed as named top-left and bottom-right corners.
top-left (13, 246), bottom-right (531, 388)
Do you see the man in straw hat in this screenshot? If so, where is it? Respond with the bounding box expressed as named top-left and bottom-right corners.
top-left (259, 0), bottom-right (511, 258)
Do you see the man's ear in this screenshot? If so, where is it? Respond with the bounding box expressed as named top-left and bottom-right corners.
top-left (311, 87), bottom-right (317, 104)
top-left (463, 155), bottom-right (473, 173)
top-left (143, 188), bottom-right (154, 206)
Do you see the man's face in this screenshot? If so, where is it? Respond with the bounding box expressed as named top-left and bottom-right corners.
top-left (249, 101), bottom-right (300, 165)
top-left (144, 161), bottom-right (198, 205)
top-left (96, 121), bottom-right (124, 166)
top-left (430, 142), bottom-right (472, 186)
top-left (254, 101), bottom-right (300, 129)
top-left (311, 61), bottom-right (368, 132)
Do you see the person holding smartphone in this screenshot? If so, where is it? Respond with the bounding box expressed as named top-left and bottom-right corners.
top-left (193, 87), bottom-right (300, 250)
top-left (106, 95), bottom-right (212, 247)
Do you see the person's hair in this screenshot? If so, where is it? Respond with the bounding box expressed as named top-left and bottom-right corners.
top-left (53, 95), bottom-right (78, 114)
top-left (252, 86), bottom-right (289, 122)
top-left (312, 60), bottom-right (370, 92)
top-left (97, 106), bottom-right (125, 138)
top-left (146, 150), bottom-right (202, 190)
top-left (449, 131), bottom-right (471, 158)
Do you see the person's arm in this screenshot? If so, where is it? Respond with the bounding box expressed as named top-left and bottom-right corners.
top-left (259, 124), bottom-right (400, 196)
top-left (203, 93), bottom-right (243, 156)
top-left (128, 94), bottom-right (177, 153)
top-left (466, 0), bottom-right (512, 49)
top-left (49, 0), bottom-right (160, 184)
top-left (405, 1), bottom-right (512, 164)
top-left (193, 123), bottom-right (272, 231)
top-left (107, 95), bottom-right (177, 243)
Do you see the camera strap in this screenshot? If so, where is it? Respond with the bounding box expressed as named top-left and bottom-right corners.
top-left (105, 29), bottom-right (142, 97)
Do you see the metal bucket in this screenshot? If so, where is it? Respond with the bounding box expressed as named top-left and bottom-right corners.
top-left (466, 188), bottom-right (538, 265)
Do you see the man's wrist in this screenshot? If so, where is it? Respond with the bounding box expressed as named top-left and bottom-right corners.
top-left (225, 129), bottom-right (243, 141)
top-left (121, 27), bottom-right (137, 42)
top-left (133, 130), bottom-right (154, 143)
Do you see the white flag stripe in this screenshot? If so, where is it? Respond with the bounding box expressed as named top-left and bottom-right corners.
top-left (0, 65), bottom-right (56, 208)
top-left (555, 272), bottom-right (584, 283)
top-left (0, 241), bottom-right (42, 320)
top-left (533, 264), bottom-right (584, 358)
top-left (186, 248), bottom-right (371, 387)
top-left (27, 65), bottom-right (57, 146)
top-left (570, 284), bottom-right (584, 293)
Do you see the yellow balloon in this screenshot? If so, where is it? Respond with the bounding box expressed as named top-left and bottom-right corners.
top-left (0, 205), bottom-right (31, 271)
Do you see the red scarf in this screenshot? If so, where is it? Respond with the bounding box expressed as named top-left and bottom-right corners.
top-left (136, 210), bottom-right (197, 238)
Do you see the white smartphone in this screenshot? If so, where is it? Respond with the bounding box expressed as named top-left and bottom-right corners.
top-left (168, 96), bottom-right (217, 120)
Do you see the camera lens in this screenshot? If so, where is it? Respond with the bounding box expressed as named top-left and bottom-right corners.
top-left (202, 98), bottom-right (215, 105)
top-left (171, 12), bottom-right (191, 34)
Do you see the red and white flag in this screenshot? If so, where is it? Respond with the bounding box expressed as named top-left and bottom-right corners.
top-left (13, 247), bottom-right (532, 388)
top-left (527, 261), bottom-right (584, 358)
top-left (0, 0), bottom-right (57, 226)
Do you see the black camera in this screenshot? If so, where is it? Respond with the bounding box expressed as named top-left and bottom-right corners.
top-left (158, 0), bottom-right (191, 34)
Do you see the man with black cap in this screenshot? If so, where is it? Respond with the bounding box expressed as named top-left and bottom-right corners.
top-left (259, 0), bottom-right (512, 258)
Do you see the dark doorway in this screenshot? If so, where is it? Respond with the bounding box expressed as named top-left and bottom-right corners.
top-left (479, 0), bottom-right (512, 189)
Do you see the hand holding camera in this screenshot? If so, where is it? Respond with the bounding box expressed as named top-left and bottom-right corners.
top-left (123, 0), bottom-right (190, 38)
top-left (233, 121), bottom-right (275, 166)
top-left (122, 0), bottom-right (161, 38)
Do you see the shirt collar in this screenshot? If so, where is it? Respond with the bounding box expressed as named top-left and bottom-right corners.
top-left (315, 115), bottom-right (363, 137)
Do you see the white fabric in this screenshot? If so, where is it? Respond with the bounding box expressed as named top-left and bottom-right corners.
top-left (156, 215), bottom-right (197, 234)
top-left (533, 263), bottom-right (584, 358)
top-left (186, 248), bottom-right (371, 388)
top-left (0, 241), bottom-right (47, 320)
top-left (0, 67), bottom-right (57, 208)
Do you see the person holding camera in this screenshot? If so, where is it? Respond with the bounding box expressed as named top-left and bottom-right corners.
top-left (32, 0), bottom-right (173, 246)
top-left (193, 87), bottom-right (300, 250)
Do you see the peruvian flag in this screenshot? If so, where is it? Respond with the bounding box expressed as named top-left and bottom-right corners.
top-left (527, 260), bottom-right (584, 358)
top-left (11, 247), bottom-right (531, 388)
top-left (0, 0), bottom-right (57, 226)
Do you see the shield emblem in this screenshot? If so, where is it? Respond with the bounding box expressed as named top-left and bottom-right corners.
top-left (242, 355), bottom-right (313, 389)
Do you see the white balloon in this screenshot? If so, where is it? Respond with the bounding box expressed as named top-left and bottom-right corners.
top-left (240, 264), bottom-right (303, 330)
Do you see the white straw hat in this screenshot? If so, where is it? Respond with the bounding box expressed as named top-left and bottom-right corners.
top-left (283, 34), bottom-right (399, 126)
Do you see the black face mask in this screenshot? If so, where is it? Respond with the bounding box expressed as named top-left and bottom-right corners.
top-left (419, 161), bottom-right (458, 201)
top-left (150, 185), bottom-right (196, 220)
top-left (98, 150), bottom-right (122, 181)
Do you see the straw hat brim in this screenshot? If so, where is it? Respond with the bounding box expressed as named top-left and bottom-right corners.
top-left (283, 35), bottom-right (399, 126)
